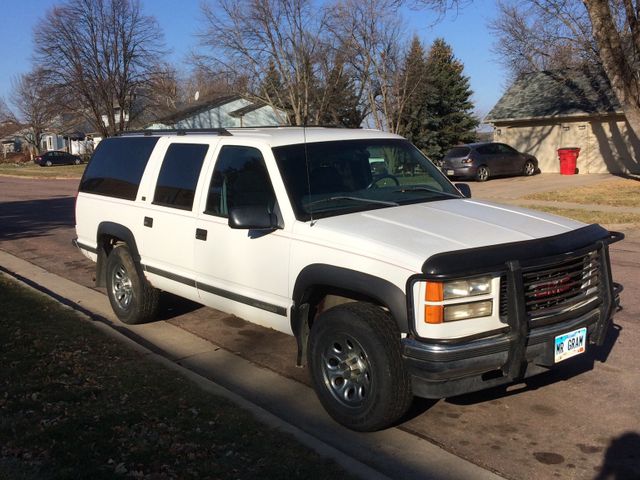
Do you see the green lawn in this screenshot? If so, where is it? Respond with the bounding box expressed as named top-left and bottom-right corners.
top-left (0, 163), bottom-right (86, 179)
top-left (0, 276), bottom-right (353, 480)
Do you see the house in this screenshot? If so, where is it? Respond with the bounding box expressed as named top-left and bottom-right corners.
top-left (0, 121), bottom-right (24, 157)
top-left (485, 68), bottom-right (640, 174)
top-left (41, 114), bottom-right (96, 156)
top-left (147, 94), bottom-right (288, 130)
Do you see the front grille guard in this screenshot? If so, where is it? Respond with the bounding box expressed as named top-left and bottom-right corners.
top-left (407, 230), bottom-right (624, 381)
top-left (502, 231), bottom-right (623, 379)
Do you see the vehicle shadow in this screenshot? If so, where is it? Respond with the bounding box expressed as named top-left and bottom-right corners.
top-left (594, 431), bottom-right (640, 480)
top-left (155, 292), bottom-right (204, 321)
top-left (445, 322), bottom-right (621, 406)
top-left (0, 196), bottom-right (75, 240)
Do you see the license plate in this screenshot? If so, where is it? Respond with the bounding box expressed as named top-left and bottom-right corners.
top-left (446, 169), bottom-right (454, 176)
top-left (554, 327), bottom-right (587, 363)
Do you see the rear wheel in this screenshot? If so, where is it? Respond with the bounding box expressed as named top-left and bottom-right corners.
top-left (106, 244), bottom-right (159, 324)
top-left (74, 158), bottom-right (81, 165)
top-left (45, 160), bottom-right (52, 167)
top-left (523, 160), bottom-right (535, 176)
top-left (308, 302), bottom-right (412, 431)
top-left (476, 165), bottom-right (490, 182)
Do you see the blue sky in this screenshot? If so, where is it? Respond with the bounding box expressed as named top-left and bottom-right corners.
top-left (0, 0), bottom-right (507, 120)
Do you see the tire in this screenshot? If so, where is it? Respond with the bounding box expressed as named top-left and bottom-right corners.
top-left (45, 160), bottom-right (52, 167)
top-left (74, 158), bottom-right (81, 165)
top-left (307, 302), bottom-right (412, 431)
top-left (523, 160), bottom-right (535, 176)
top-left (475, 165), bottom-right (490, 182)
top-left (106, 244), bottom-right (159, 324)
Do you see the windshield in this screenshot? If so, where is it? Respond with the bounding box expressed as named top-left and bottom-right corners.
top-left (272, 138), bottom-right (461, 221)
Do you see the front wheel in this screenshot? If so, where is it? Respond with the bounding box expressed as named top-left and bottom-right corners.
top-left (523, 160), bottom-right (535, 176)
top-left (106, 244), bottom-right (159, 324)
top-left (308, 302), bottom-right (412, 431)
top-left (475, 165), bottom-right (490, 182)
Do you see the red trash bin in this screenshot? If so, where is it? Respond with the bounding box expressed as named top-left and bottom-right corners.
top-left (558, 148), bottom-right (580, 175)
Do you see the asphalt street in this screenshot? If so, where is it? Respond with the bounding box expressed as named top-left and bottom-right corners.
top-left (1, 174), bottom-right (638, 479)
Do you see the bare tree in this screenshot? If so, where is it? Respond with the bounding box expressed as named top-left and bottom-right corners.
top-left (330, 0), bottom-right (408, 131)
top-left (490, 0), bottom-right (594, 79)
top-left (490, 0), bottom-right (640, 138)
top-left (33, 0), bottom-right (165, 136)
top-left (583, 0), bottom-right (640, 138)
top-left (10, 70), bottom-right (57, 155)
top-left (0, 97), bottom-right (15, 123)
top-left (200, 0), bottom-right (333, 125)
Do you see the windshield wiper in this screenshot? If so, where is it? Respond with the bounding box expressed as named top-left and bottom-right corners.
top-left (394, 187), bottom-right (461, 198)
top-left (305, 196), bottom-right (399, 208)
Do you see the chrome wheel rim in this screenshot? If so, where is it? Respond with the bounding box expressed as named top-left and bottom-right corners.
top-left (111, 263), bottom-right (133, 310)
top-left (320, 334), bottom-right (371, 408)
top-left (478, 167), bottom-right (488, 181)
top-left (525, 162), bottom-right (534, 175)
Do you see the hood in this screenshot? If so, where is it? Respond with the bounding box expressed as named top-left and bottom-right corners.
top-left (300, 199), bottom-right (586, 272)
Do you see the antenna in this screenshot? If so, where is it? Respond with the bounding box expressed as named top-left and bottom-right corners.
top-left (302, 123), bottom-right (315, 226)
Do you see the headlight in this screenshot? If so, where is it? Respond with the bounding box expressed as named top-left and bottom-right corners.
top-left (444, 300), bottom-right (493, 321)
top-left (421, 276), bottom-right (495, 324)
top-left (443, 276), bottom-right (492, 299)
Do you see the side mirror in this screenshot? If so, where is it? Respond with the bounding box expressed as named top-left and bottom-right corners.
top-left (228, 206), bottom-right (281, 230)
top-left (455, 183), bottom-right (472, 198)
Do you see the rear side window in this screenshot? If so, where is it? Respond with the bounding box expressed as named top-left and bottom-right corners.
top-left (153, 143), bottom-right (209, 210)
top-left (445, 147), bottom-right (470, 157)
top-left (79, 137), bottom-right (159, 200)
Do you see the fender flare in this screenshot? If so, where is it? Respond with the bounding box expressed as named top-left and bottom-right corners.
top-left (291, 263), bottom-right (409, 338)
top-left (95, 222), bottom-right (143, 287)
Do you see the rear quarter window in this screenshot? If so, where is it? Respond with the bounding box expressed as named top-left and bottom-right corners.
top-left (79, 137), bottom-right (159, 200)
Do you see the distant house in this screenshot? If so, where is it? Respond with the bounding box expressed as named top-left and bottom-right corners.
top-left (41, 114), bottom-right (96, 156)
top-left (485, 68), bottom-right (640, 174)
top-left (0, 121), bottom-right (25, 157)
top-left (147, 94), bottom-right (288, 130)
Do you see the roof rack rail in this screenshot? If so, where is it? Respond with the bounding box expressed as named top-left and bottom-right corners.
top-left (116, 128), bottom-right (233, 137)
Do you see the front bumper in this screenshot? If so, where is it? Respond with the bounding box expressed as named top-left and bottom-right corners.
top-left (403, 228), bottom-right (623, 399)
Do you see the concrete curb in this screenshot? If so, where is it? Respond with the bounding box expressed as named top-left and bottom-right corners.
top-left (0, 249), bottom-right (504, 480)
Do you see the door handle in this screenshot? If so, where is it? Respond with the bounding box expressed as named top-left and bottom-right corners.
top-left (144, 216), bottom-right (153, 228)
top-left (195, 228), bottom-right (207, 241)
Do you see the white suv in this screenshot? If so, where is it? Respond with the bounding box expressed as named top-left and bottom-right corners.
top-left (74, 127), bottom-right (623, 431)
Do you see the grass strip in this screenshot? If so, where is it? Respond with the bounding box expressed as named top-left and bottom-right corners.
top-left (524, 179), bottom-right (640, 207)
top-left (0, 276), bottom-right (353, 480)
top-left (518, 205), bottom-right (640, 225)
top-left (0, 164), bottom-right (86, 179)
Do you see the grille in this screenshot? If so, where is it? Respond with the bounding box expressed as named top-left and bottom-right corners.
top-left (523, 250), bottom-right (600, 318)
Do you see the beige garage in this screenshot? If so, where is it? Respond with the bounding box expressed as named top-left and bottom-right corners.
top-left (486, 68), bottom-right (640, 175)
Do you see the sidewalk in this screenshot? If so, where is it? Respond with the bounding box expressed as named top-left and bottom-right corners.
top-left (0, 249), bottom-right (503, 480)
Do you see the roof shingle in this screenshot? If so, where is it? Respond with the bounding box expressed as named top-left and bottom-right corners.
top-left (486, 67), bottom-right (620, 122)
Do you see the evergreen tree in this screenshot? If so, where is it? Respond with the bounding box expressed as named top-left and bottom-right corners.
top-left (422, 39), bottom-right (478, 160)
top-left (395, 36), bottom-right (429, 147)
top-left (317, 57), bottom-right (364, 127)
top-left (258, 59), bottom-right (291, 123)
